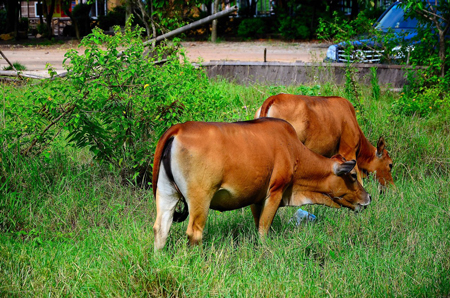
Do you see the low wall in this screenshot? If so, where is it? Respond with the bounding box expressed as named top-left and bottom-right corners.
top-left (197, 61), bottom-right (413, 89)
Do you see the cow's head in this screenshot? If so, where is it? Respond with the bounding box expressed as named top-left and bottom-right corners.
top-left (362, 137), bottom-right (394, 187)
top-left (328, 154), bottom-right (371, 211)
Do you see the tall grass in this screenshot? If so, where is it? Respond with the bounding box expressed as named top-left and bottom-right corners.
top-left (1, 81), bottom-right (449, 297)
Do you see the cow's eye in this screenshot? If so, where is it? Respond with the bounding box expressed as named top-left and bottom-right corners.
top-left (389, 164), bottom-right (393, 170)
top-left (351, 173), bottom-right (357, 180)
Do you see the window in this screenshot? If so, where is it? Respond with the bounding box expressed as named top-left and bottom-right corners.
top-left (90, 0), bottom-right (107, 19)
top-left (35, 2), bottom-right (43, 17)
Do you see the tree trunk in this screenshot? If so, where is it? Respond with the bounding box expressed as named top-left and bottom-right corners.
top-left (211, 0), bottom-right (219, 42)
top-left (126, 0), bottom-right (133, 23)
top-left (351, 0), bottom-right (359, 19)
top-left (439, 30), bottom-right (446, 78)
top-left (43, 0), bottom-right (56, 38)
top-left (150, 0), bottom-right (156, 37)
top-left (5, 1), bottom-right (19, 33)
top-left (62, 0), bottom-right (80, 39)
top-left (15, 1), bottom-right (20, 38)
top-left (251, 0), bottom-right (258, 16)
top-left (37, 1), bottom-right (44, 26)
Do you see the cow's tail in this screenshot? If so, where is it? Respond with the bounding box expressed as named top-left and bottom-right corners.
top-left (152, 125), bottom-right (189, 223)
top-left (258, 95), bottom-right (278, 118)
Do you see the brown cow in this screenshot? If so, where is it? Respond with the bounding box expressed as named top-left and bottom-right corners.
top-left (152, 118), bottom-right (371, 251)
top-left (255, 94), bottom-right (394, 187)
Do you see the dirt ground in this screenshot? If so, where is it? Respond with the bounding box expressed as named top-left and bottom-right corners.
top-left (0, 40), bottom-right (329, 76)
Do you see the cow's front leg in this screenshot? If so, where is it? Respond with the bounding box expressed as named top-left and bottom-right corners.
top-left (257, 190), bottom-right (283, 237)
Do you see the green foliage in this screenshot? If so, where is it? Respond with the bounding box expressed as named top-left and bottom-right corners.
top-left (317, 11), bottom-right (402, 64)
top-left (2, 62), bottom-right (26, 71)
top-left (395, 1), bottom-right (450, 117)
top-left (370, 67), bottom-right (380, 101)
top-left (1, 81), bottom-right (450, 297)
top-left (96, 5), bottom-right (126, 31)
top-left (0, 22), bottom-right (232, 185)
top-left (61, 25), bottom-right (220, 183)
top-left (237, 18), bottom-right (267, 38)
top-left (36, 23), bottom-right (48, 36)
top-left (318, 4), bottom-right (449, 118)
top-left (393, 83), bottom-right (450, 117)
top-left (278, 15), bottom-right (310, 40)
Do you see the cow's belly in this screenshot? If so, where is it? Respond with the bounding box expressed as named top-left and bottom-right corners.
top-left (209, 185), bottom-right (267, 211)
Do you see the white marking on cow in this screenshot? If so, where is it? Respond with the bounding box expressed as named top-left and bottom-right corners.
top-left (170, 138), bottom-right (190, 207)
top-left (154, 159), bottom-right (180, 251)
top-left (255, 108), bottom-right (261, 118)
top-left (266, 105), bottom-right (273, 117)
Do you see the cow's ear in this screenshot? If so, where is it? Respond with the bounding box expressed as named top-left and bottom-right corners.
top-left (333, 160), bottom-right (357, 176)
top-left (376, 137), bottom-right (386, 158)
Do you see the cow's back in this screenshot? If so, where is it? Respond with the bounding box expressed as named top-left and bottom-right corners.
top-left (258, 94), bottom-right (361, 158)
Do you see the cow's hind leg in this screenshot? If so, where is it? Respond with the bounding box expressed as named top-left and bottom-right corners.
top-left (185, 189), bottom-right (212, 246)
top-left (153, 165), bottom-right (180, 251)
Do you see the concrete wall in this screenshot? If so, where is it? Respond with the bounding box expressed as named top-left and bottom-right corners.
top-left (198, 61), bottom-right (414, 89)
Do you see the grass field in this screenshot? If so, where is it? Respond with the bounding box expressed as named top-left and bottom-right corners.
top-left (1, 81), bottom-right (450, 297)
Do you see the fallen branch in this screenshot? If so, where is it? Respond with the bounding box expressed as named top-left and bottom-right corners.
top-left (0, 50), bottom-right (24, 80)
top-left (0, 70), bottom-right (47, 79)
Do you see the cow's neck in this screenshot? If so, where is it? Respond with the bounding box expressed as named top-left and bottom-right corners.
top-left (288, 149), bottom-right (341, 208)
top-left (356, 129), bottom-right (376, 172)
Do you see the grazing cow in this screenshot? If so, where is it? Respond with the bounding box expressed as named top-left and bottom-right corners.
top-left (255, 94), bottom-right (394, 187)
top-left (152, 118), bottom-right (371, 251)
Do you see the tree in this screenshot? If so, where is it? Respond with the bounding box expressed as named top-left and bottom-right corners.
top-left (123, 0), bottom-right (207, 39)
top-left (211, 0), bottom-right (219, 42)
top-left (42, 0), bottom-right (56, 38)
top-left (401, 0), bottom-right (450, 78)
top-left (4, 0), bottom-right (19, 35)
top-left (61, 1), bottom-right (92, 40)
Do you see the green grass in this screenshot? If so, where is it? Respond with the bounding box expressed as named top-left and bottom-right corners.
top-left (2, 62), bottom-right (27, 71)
top-left (1, 81), bottom-right (450, 297)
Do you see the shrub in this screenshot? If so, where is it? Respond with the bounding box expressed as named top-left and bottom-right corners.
top-left (237, 18), bottom-right (266, 38)
top-left (2, 62), bottom-right (26, 71)
top-left (278, 16), bottom-right (310, 40)
top-left (0, 22), bottom-right (228, 186)
top-left (393, 83), bottom-right (450, 117)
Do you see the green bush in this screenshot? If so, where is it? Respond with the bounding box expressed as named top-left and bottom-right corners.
top-left (2, 62), bottom-right (26, 71)
top-left (0, 22), bottom-right (231, 186)
top-left (37, 23), bottom-right (48, 35)
top-left (278, 15), bottom-right (310, 40)
top-left (96, 5), bottom-right (126, 31)
top-left (237, 18), bottom-right (266, 38)
top-left (393, 83), bottom-right (450, 117)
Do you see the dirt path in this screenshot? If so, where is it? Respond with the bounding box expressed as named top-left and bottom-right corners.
top-left (0, 40), bottom-right (329, 76)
